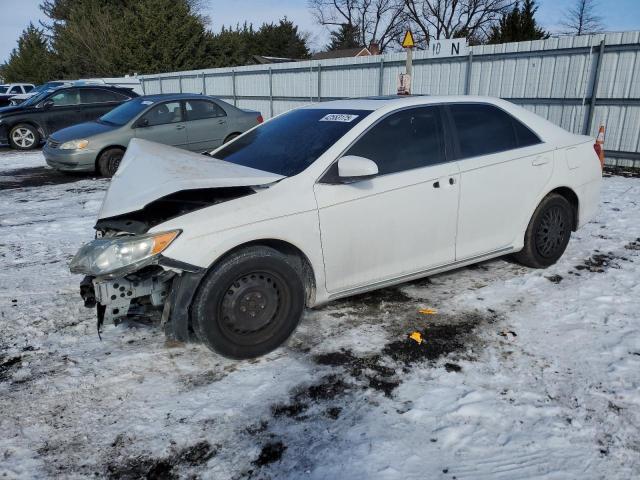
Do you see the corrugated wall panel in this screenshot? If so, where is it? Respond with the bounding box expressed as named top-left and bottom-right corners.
top-left (137, 32), bottom-right (640, 165)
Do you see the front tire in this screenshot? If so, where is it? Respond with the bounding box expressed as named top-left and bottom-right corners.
top-left (9, 124), bottom-right (40, 150)
top-left (192, 246), bottom-right (305, 359)
top-left (97, 148), bottom-right (125, 177)
top-left (514, 193), bottom-right (573, 268)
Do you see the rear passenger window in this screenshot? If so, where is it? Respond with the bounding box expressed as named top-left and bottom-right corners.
top-left (185, 100), bottom-right (226, 120)
top-left (81, 89), bottom-right (128, 104)
top-left (346, 106), bottom-right (445, 175)
top-left (449, 104), bottom-right (540, 159)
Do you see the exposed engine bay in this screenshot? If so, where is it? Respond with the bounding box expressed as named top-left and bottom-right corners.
top-left (95, 186), bottom-right (255, 235)
top-left (79, 186), bottom-right (256, 337)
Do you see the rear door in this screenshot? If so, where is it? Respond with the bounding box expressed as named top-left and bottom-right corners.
top-left (314, 106), bottom-right (460, 293)
top-left (184, 99), bottom-right (229, 151)
top-left (448, 103), bottom-right (553, 259)
top-left (40, 88), bottom-right (83, 134)
top-left (80, 88), bottom-right (130, 122)
top-left (133, 100), bottom-right (188, 148)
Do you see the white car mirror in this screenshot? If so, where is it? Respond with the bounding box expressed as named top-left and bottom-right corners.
top-left (338, 155), bottom-right (378, 181)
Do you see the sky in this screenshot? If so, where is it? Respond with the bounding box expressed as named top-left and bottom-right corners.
top-left (2, 0), bottom-right (640, 64)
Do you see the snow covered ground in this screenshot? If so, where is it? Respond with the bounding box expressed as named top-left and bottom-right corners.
top-left (1, 150), bottom-right (639, 479)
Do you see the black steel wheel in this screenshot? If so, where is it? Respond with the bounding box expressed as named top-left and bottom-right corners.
top-left (514, 193), bottom-right (573, 268)
top-left (98, 148), bottom-right (125, 177)
top-left (192, 246), bottom-right (305, 359)
top-left (534, 205), bottom-right (569, 258)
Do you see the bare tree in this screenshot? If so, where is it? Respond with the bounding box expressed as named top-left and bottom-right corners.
top-left (404, 0), bottom-right (512, 45)
top-left (309, 0), bottom-right (407, 52)
top-left (561, 0), bottom-right (603, 35)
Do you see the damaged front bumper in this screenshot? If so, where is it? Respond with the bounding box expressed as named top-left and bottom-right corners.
top-left (79, 261), bottom-right (205, 342)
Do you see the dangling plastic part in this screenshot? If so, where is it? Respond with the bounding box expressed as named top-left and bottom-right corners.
top-left (96, 304), bottom-right (105, 340)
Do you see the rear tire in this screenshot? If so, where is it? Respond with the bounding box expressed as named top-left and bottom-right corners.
top-left (97, 148), bottom-right (125, 177)
top-left (192, 246), bottom-right (305, 359)
top-left (223, 133), bottom-right (240, 144)
top-left (9, 124), bottom-right (40, 150)
top-left (514, 193), bottom-right (573, 268)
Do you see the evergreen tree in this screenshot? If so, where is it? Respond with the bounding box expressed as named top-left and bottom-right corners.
top-left (255, 18), bottom-right (310, 59)
top-left (209, 19), bottom-right (310, 66)
top-left (488, 0), bottom-right (548, 44)
top-left (41, 0), bottom-right (213, 77)
top-left (2, 23), bottom-right (57, 83)
top-left (209, 24), bottom-right (257, 67)
top-left (326, 23), bottom-right (361, 51)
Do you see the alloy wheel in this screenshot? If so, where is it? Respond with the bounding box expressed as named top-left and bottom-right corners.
top-left (11, 128), bottom-right (35, 149)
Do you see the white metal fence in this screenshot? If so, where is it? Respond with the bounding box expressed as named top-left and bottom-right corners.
top-left (139, 31), bottom-right (640, 168)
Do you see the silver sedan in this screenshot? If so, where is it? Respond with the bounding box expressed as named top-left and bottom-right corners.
top-left (43, 93), bottom-right (263, 176)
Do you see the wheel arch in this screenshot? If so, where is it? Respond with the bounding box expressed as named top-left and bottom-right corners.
top-left (547, 186), bottom-right (579, 231)
top-left (206, 238), bottom-right (318, 307)
top-left (9, 120), bottom-right (45, 139)
top-left (94, 145), bottom-right (127, 172)
top-left (223, 132), bottom-right (242, 143)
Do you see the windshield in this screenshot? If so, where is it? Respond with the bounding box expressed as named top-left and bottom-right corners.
top-left (99, 98), bottom-right (150, 126)
top-left (0, 86), bottom-right (7, 94)
top-left (214, 108), bottom-right (371, 176)
top-left (20, 89), bottom-right (55, 107)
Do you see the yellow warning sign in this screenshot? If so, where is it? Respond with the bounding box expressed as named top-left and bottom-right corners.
top-left (402, 30), bottom-right (415, 48)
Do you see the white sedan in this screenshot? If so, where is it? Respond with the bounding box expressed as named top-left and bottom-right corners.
top-left (70, 96), bottom-right (602, 359)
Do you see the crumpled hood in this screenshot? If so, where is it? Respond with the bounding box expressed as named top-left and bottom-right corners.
top-left (98, 139), bottom-right (284, 219)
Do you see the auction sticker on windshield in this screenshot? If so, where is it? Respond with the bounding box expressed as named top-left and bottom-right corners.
top-left (319, 113), bottom-right (359, 122)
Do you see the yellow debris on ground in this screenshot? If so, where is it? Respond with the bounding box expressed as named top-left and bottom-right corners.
top-left (409, 331), bottom-right (424, 344)
top-left (418, 308), bottom-right (437, 315)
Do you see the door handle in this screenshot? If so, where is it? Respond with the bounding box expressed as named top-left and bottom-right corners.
top-left (449, 177), bottom-right (456, 185)
top-left (176, 125), bottom-right (186, 130)
top-left (532, 156), bottom-right (549, 166)
top-left (433, 181), bottom-right (440, 188)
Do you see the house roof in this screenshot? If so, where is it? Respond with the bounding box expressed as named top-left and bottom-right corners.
top-left (310, 47), bottom-right (370, 60)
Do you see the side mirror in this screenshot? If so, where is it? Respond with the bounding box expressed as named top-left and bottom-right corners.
top-left (42, 100), bottom-right (54, 110)
top-left (337, 155), bottom-right (379, 182)
top-left (135, 118), bottom-right (149, 128)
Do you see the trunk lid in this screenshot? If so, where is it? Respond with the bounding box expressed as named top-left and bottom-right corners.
top-left (98, 139), bottom-right (284, 219)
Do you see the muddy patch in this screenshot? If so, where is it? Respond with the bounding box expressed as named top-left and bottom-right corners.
top-left (338, 286), bottom-right (412, 307)
top-left (604, 167), bottom-right (640, 179)
top-left (545, 274), bottom-right (563, 284)
top-left (573, 250), bottom-right (630, 274)
top-left (243, 312), bottom-right (487, 477)
top-left (625, 238), bottom-right (640, 251)
top-left (105, 440), bottom-right (217, 479)
top-left (0, 354), bottom-right (22, 382)
top-left (253, 441), bottom-right (287, 467)
top-left (272, 374), bottom-right (349, 418)
top-left (0, 166), bottom-right (96, 190)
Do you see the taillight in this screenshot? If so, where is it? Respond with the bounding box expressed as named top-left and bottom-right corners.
top-left (257, 114), bottom-right (264, 124)
top-left (594, 143), bottom-right (604, 170)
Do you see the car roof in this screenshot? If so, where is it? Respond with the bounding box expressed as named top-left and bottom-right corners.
top-left (302, 95), bottom-right (517, 111)
top-left (135, 93), bottom-right (220, 101)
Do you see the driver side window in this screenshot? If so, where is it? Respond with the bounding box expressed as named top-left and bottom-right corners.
top-left (49, 89), bottom-right (80, 106)
top-left (346, 106), bottom-right (446, 176)
top-left (140, 101), bottom-right (183, 126)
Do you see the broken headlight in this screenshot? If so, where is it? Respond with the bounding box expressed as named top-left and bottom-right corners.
top-left (69, 230), bottom-right (180, 277)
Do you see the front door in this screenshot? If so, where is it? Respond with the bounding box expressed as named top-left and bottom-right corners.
top-left (134, 100), bottom-right (188, 148)
top-left (41, 88), bottom-right (83, 135)
top-left (314, 106), bottom-right (460, 294)
top-left (184, 99), bottom-right (229, 151)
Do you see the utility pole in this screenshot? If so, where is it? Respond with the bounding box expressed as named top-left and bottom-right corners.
top-left (398, 30), bottom-right (415, 95)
